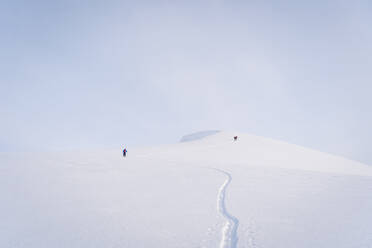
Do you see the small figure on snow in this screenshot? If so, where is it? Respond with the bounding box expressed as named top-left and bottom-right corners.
top-left (234, 136), bottom-right (238, 141)
top-left (123, 148), bottom-right (127, 157)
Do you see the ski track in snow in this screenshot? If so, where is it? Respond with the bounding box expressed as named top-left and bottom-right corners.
top-left (214, 169), bottom-right (239, 248)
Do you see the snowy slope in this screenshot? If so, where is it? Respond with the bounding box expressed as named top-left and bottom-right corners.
top-left (1, 131), bottom-right (372, 248)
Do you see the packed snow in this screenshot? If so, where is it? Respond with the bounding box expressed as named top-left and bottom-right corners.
top-left (1, 131), bottom-right (372, 248)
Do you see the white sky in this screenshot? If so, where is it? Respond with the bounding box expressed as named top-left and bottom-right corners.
top-left (1, 0), bottom-right (372, 165)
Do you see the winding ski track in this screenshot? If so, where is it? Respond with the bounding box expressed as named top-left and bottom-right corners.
top-left (214, 169), bottom-right (239, 248)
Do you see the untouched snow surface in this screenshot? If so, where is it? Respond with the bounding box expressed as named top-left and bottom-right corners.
top-left (1, 131), bottom-right (372, 248)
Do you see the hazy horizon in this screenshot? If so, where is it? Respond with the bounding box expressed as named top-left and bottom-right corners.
top-left (1, 0), bottom-right (372, 165)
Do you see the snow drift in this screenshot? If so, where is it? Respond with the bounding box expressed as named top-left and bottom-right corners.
top-left (1, 131), bottom-right (372, 248)
top-left (180, 130), bottom-right (220, 142)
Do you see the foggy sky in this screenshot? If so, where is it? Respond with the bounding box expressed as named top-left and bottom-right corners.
top-left (1, 0), bottom-right (372, 165)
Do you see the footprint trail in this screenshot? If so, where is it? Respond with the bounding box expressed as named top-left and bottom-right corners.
top-left (214, 169), bottom-right (239, 248)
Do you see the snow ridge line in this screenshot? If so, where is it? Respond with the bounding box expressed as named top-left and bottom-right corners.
top-left (214, 169), bottom-right (239, 248)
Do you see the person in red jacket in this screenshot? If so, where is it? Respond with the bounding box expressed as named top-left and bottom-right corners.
top-left (123, 148), bottom-right (127, 157)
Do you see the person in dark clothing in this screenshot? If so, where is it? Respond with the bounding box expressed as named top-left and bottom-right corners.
top-left (123, 148), bottom-right (127, 157)
top-left (234, 136), bottom-right (238, 141)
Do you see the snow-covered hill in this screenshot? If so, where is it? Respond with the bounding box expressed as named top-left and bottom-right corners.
top-left (1, 131), bottom-right (372, 248)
